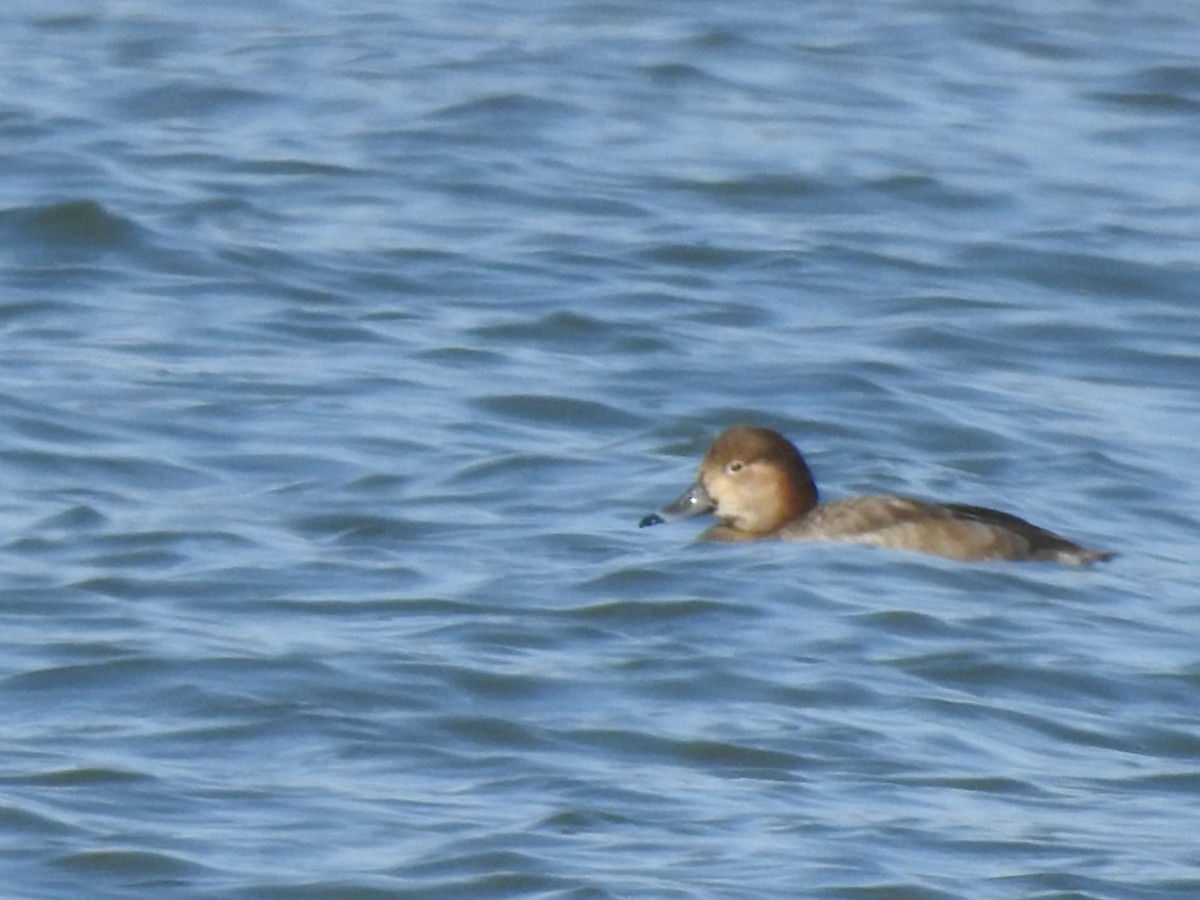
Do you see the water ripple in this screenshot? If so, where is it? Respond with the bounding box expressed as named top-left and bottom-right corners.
top-left (2, 2), bottom-right (1199, 899)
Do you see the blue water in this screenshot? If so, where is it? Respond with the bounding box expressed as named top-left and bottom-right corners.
top-left (2, 2), bottom-right (1199, 898)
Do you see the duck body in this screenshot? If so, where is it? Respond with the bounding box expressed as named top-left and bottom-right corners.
top-left (639, 426), bottom-right (1112, 565)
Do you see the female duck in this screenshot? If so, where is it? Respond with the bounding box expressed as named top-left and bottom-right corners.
top-left (639, 426), bottom-right (1112, 565)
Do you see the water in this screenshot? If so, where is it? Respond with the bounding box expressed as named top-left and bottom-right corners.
top-left (1, 1), bottom-right (1199, 898)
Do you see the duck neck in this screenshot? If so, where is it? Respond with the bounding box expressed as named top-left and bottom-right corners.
top-left (788, 462), bottom-right (819, 516)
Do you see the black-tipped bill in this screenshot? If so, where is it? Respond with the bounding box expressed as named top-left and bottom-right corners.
top-left (638, 481), bottom-right (715, 528)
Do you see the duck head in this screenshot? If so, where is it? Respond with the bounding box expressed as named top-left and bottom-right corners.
top-left (640, 426), bottom-right (819, 537)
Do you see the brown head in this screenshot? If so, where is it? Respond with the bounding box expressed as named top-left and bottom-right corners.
top-left (640, 426), bottom-right (819, 538)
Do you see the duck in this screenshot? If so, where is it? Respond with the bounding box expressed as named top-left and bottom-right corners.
top-left (639, 426), bottom-right (1113, 565)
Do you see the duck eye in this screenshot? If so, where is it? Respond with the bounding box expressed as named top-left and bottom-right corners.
top-left (726, 460), bottom-right (744, 474)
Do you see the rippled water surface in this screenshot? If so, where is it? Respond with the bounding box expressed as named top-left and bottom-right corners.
top-left (2, 2), bottom-right (1200, 898)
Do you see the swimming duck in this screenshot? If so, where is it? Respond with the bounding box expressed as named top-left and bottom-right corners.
top-left (639, 426), bottom-right (1112, 565)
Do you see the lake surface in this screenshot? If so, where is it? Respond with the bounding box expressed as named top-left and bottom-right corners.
top-left (2, 1), bottom-right (1199, 898)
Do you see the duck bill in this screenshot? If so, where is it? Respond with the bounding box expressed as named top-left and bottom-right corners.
top-left (639, 481), bottom-right (716, 528)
